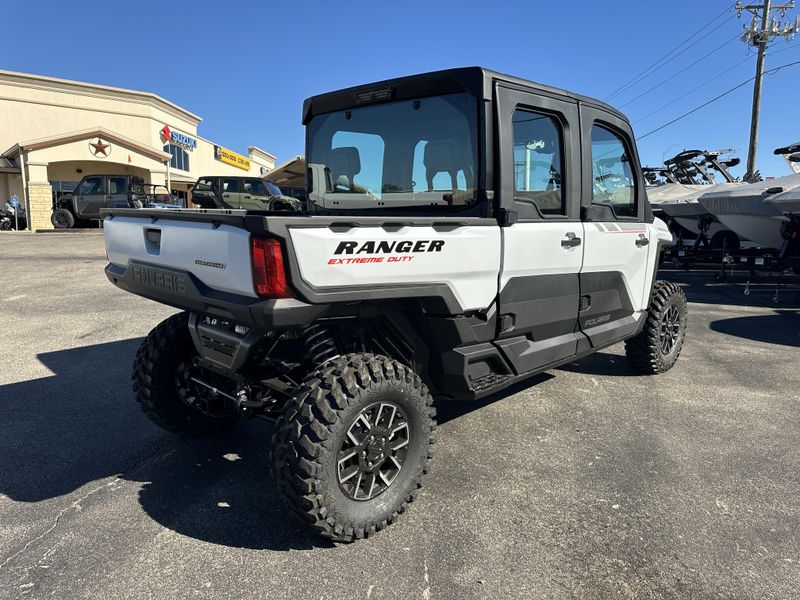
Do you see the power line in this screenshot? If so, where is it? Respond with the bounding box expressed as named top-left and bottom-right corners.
top-left (638, 58), bottom-right (800, 139)
top-left (736, 0), bottom-right (800, 176)
top-left (604, 4), bottom-right (738, 101)
top-left (634, 53), bottom-right (755, 122)
top-left (619, 33), bottom-right (742, 108)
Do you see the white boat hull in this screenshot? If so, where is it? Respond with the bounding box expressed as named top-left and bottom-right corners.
top-left (712, 214), bottom-right (786, 249)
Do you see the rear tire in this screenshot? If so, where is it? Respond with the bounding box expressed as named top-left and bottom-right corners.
top-left (51, 208), bottom-right (75, 228)
top-left (271, 353), bottom-right (436, 542)
top-left (625, 281), bottom-right (687, 374)
top-left (132, 312), bottom-right (237, 437)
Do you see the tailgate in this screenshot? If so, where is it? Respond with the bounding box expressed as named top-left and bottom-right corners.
top-left (104, 214), bottom-right (256, 297)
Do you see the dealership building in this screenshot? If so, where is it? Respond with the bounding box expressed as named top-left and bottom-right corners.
top-left (0, 69), bottom-right (277, 230)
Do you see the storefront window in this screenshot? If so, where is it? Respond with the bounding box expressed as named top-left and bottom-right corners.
top-left (164, 143), bottom-right (190, 172)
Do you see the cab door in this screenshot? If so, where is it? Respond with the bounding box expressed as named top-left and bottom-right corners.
top-left (221, 178), bottom-right (244, 209)
top-left (495, 85), bottom-right (584, 375)
top-left (241, 178), bottom-right (270, 210)
top-left (106, 176), bottom-right (130, 208)
top-left (578, 106), bottom-right (652, 348)
top-left (73, 176), bottom-right (105, 218)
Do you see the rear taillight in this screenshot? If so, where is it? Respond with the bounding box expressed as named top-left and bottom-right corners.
top-left (251, 237), bottom-right (292, 298)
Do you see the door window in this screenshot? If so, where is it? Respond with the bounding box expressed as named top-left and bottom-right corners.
top-left (222, 179), bottom-right (240, 193)
top-left (512, 109), bottom-right (565, 215)
top-left (77, 177), bottom-right (103, 195)
top-left (590, 126), bottom-right (636, 218)
top-left (195, 177), bottom-right (216, 191)
top-left (108, 177), bottom-right (127, 195)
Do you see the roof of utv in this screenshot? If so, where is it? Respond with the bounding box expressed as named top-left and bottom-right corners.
top-left (302, 66), bottom-right (628, 124)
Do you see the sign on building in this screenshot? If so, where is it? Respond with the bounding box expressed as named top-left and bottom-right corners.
top-left (214, 145), bottom-right (250, 171)
top-left (160, 125), bottom-right (197, 150)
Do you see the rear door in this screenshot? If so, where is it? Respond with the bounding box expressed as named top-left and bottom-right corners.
top-left (73, 176), bottom-right (105, 218)
top-left (578, 106), bottom-right (651, 347)
top-left (495, 84), bottom-right (583, 375)
top-left (221, 178), bottom-right (244, 208)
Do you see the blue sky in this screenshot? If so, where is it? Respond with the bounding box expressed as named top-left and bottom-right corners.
top-left (4, 0), bottom-right (799, 177)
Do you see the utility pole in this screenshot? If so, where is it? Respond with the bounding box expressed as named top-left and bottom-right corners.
top-left (736, 1), bottom-right (799, 180)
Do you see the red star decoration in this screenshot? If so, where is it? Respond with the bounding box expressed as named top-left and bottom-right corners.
top-left (90, 138), bottom-right (110, 156)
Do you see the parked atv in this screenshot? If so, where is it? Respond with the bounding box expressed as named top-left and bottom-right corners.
top-left (191, 176), bottom-right (302, 211)
top-left (102, 67), bottom-right (685, 542)
top-left (52, 174), bottom-right (148, 228)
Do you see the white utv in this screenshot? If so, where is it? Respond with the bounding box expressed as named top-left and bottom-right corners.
top-left (103, 68), bottom-right (685, 542)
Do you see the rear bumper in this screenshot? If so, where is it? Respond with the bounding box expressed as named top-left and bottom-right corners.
top-left (105, 261), bottom-right (327, 330)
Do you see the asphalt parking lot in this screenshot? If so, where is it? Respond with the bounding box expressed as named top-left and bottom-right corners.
top-left (1, 232), bottom-right (798, 599)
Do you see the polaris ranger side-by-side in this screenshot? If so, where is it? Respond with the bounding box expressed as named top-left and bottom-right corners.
top-left (102, 68), bottom-right (685, 542)
top-left (52, 174), bottom-right (179, 228)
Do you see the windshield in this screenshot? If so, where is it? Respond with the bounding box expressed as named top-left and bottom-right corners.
top-left (307, 93), bottom-right (478, 210)
top-left (266, 180), bottom-right (282, 196)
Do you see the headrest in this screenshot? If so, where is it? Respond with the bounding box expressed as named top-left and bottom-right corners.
top-left (328, 147), bottom-right (361, 177)
top-left (424, 140), bottom-right (462, 173)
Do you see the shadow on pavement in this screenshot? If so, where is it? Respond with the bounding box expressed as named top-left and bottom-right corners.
top-left (126, 425), bottom-right (330, 551)
top-left (557, 351), bottom-right (638, 377)
top-left (710, 311), bottom-right (800, 348)
top-left (0, 339), bottom-right (328, 551)
top-left (0, 338), bottom-right (150, 503)
top-left (434, 373), bottom-right (553, 425)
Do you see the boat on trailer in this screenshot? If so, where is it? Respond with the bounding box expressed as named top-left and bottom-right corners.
top-left (698, 173), bottom-right (800, 249)
top-left (648, 149), bottom-right (746, 247)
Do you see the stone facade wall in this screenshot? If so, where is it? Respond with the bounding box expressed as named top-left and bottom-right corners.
top-left (27, 183), bottom-right (54, 230)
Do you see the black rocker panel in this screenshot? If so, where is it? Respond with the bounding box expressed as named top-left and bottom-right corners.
top-left (495, 273), bottom-right (580, 374)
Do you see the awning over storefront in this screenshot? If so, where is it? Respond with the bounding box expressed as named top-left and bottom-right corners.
top-left (264, 155), bottom-right (305, 187)
top-left (2, 126), bottom-right (171, 163)
top-left (167, 174), bottom-right (196, 184)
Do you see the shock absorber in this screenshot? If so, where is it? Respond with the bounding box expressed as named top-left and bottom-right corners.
top-left (302, 324), bottom-right (339, 365)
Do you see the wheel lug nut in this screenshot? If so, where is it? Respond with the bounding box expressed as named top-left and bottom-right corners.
top-left (361, 451), bottom-right (367, 458)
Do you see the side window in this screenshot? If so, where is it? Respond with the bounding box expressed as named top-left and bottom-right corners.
top-left (78, 176), bottom-right (103, 195)
top-left (108, 177), bottom-right (127, 195)
top-left (512, 109), bottom-right (565, 216)
top-left (222, 179), bottom-right (240, 193)
top-left (247, 179), bottom-right (267, 196)
top-left (195, 177), bottom-right (215, 191)
top-left (590, 125), bottom-right (636, 218)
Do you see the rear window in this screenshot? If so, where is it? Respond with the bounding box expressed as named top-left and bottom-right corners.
top-left (306, 93), bottom-right (479, 211)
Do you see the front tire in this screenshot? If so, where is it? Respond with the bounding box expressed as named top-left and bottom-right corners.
top-left (51, 208), bottom-right (75, 228)
top-left (132, 312), bottom-right (237, 436)
top-left (625, 281), bottom-right (688, 374)
top-left (271, 354), bottom-right (436, 542)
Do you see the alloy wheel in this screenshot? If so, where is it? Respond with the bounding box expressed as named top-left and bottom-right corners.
top-left (660, 305), bottom-right (681, 355)
top-left (337, 401), bottom-right (410, 501)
